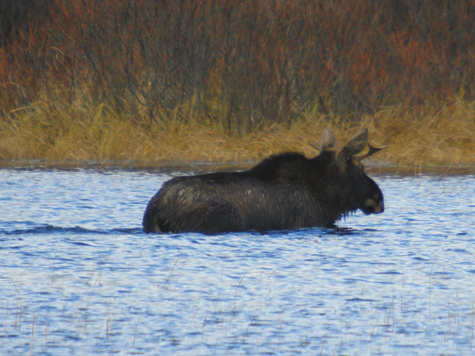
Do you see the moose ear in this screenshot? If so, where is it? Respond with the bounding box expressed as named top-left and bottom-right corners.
top-left (319, 127), bottom-right (336, 153)
top-left (337, 128), bottom-right (369, 163)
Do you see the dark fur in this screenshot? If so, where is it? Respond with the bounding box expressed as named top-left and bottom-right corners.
top-left (143, 148), bottom-right (384, 234)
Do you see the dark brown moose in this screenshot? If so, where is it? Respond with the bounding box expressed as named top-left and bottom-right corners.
top-left (143, 128), bottom-right (385, 234)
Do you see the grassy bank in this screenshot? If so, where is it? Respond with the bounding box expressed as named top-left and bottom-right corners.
top-left (0, 1), bottom-right (473, 170)
top-left (1, 100), bottom-right (473, 169)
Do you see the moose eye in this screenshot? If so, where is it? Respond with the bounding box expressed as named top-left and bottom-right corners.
top-left (351, 157), bottom-right (365, 171)
top-left (352, 159), bottom-right (364, 171)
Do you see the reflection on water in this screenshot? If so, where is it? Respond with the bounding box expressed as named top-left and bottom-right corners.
top-left (0, 169), bottom-right (474, 355)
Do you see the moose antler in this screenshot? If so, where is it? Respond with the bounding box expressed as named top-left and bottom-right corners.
top-left (355, 143), bottom-right (389, 162)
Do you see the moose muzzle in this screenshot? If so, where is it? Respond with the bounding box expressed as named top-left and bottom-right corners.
top-left (362, 197), bottom-right (385, 215)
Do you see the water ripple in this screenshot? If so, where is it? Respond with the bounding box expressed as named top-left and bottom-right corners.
top-left (0, 170), bottom-right (474, 355)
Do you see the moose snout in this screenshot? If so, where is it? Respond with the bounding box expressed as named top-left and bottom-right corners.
top-left (363, 197), bottom-right (384, 215)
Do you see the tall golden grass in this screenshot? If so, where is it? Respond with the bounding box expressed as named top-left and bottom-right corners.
top-left (0, 99), bottom-right (473, 167)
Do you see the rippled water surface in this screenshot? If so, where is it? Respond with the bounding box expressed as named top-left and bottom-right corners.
top-left (0, 169), bottom-right (474, 355)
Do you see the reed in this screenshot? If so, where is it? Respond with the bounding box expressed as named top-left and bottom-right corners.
top-left (0, 99), bottom-right (473, 167)
top-left (4, 256), bottom-right (475, 354)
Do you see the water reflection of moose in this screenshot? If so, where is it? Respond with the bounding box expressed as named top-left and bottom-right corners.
top-left (143, 128), bottom-right (385, 234)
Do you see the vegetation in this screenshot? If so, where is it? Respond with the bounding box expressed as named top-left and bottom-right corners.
top-left (0, 0), bottom-right (473, 168)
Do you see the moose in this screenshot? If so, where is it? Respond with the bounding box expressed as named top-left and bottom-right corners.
top-left (143, 128), bottom-right (385, 234)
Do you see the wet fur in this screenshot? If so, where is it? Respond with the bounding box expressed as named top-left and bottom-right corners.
top-left (143, 150), bottom-right (383, 234)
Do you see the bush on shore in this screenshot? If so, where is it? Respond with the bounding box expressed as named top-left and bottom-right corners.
top-left (0, 0), bottom-right (473, 166)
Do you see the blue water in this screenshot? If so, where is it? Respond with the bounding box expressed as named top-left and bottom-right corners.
top-left (0, 169), bottom-right (474, 355)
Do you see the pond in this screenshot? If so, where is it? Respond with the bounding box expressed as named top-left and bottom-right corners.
top-left (0, 168), bottom-right (474, 355)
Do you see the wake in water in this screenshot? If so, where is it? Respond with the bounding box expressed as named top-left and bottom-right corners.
top-left (1, 223), bottom-right (369, 238)
top-left (0, 224), bottom-right (143, 236)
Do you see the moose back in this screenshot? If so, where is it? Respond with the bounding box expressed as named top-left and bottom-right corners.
top-left (143, 128), bottom-right (384, 234)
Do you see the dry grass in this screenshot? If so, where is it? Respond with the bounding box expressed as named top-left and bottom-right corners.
top-left (1, 1), bottom-right (472, 171)
top-left (0, 100), bottom-right (474, 168)
top-left (367, 101), bottom-right (475, 166)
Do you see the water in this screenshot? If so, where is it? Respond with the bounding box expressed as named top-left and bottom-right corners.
top-left (0, 169), bottom-right (474, 355)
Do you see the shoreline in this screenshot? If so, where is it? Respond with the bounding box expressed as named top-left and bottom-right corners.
top-left (2, 103), bottom-right (473, 171)
top-left (1, 159), bottom-right (474, 176)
